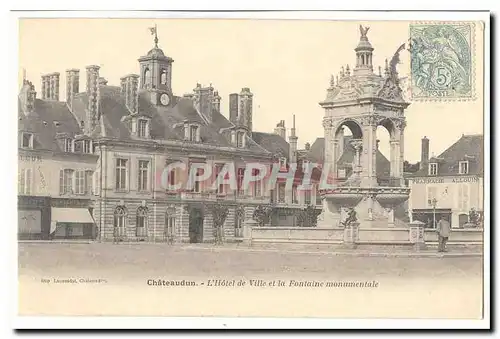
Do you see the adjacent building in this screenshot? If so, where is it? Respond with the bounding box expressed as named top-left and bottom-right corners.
top-left (408, 134), bottom-right (484, 228)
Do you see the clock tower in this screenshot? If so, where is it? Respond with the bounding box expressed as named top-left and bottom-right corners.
top-left (138, 25), bottom-right (174, 107)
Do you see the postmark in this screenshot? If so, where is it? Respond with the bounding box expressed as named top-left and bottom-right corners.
top-left (409, 22), bottom-right (475, 101)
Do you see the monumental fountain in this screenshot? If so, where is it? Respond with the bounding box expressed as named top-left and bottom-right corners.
top-left (317, 25), bottom-right (412, 231)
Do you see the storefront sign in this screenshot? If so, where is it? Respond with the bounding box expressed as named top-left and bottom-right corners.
top-left (411, 176), bottom-right (480, 184)
top-left (19, 155), bottom-right (42, 162)
top-left (51, 198), bottom-right (92, 208)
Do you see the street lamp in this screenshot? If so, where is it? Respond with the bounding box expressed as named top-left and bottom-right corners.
top-left (428, 198), bottom-right (438, 228)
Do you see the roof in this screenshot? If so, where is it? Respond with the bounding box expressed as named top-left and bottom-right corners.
top-left (18, 98), bottom-right (81, 152)
top-left (301, 136), bottom-right (390, 177)
top-left (414, 134), bottom-right (484, 177)
top-left (251, 132), bottom-right (289, 158)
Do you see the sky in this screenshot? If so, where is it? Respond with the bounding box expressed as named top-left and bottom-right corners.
top-left (18, 18), bottom-right (484, 162)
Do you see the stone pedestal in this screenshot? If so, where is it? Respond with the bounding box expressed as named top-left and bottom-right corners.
top-left (343, 221), bottom-right (360, 249)
top-left (243, 219), bottom-right (257, 246)
top-left (409, 220), bottom-right (426, 251)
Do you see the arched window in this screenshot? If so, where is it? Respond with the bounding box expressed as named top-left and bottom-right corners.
top-left (160, 70), bottom-right (167, 85)
top-left (458, 213), bottom-right (469, 228)
top-left (136, 207), bottom-right (148, 237)
top-left (114, 206), bottom-right (127, 238)
top-left (143, 68), bottom-right (151, 88)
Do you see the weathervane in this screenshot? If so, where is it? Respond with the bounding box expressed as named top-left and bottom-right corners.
top-left (149, 24), bottom-right (159, 48)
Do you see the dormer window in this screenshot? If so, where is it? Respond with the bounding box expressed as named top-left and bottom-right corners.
top-left (64, 138), bottom-right (73, 153)
top-left (236, 131), bottom-right (245, 148)
top-left (21, 132), bottom-right (33, 149)
top-left (189, 125), bottom-right (199, 142)
top-left (138, 119), bottom-right (149, 138)
top-left (279, 157), bottom-right (287, 169)
top-left (459, 161), bottom-right (469, 174)
top-left (429, 163), bottom-right (438, 176)
top-left (83, 139), bottom-right (92, 154)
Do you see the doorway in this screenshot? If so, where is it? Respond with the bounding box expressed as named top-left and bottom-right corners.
top-left (189, 207), bottom-right (204, 243)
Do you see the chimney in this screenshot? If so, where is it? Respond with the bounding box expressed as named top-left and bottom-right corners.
top-left (66, 69), bottom-right (80, 110)
top-left (239, 87), bottom-right (253, 131)
top-left (19, 79), bottom-right (36, 115)
top-left (41, 74), bottom-right (49, 100)
top-left (420, 136), bottom-right (430, 170)
top-left (305, 142), bottom-right (311, 151)
top-left (274, 120), bottom-right (286, 139)
top-left (50, 73), bottom-right (60, 101)
top-left (289, 115), bottom-right (298, 163)
top-left (229, 93), bottom-right (239, 125)
top-left (193, 84), bottom-right (214, 121)
top-left (85, 65), bottom-right (100, 135)
top-left (121, 74), bottom-right (139, 114)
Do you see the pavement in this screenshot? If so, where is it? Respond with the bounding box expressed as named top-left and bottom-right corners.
top-left (18, 240), bottom-right (483, 258)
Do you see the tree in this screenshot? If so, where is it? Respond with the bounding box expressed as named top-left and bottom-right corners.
top-left (207, 202), bottom-right (229, 245)
top-left (468, 208), bottom-right (481, 228)
top-left (296, 205), bottom-right (322, 227)
top-left (252, 204), bottom-right (273, 227)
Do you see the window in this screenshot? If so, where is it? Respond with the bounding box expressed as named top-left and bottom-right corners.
top-left (292, 185), bottom-right (298, 204)
top-left (21, 133), bottom-right (33, 149)
top-left (279, 157), bottom-right (287, 170)
top-left (161, 70), bottom-right (167, 85)
top-left (305, 190), bottom-right (312, 205)
top-left (215, 165), bottom-right (225, 194)
top-left (59, 169), bottom-right (74, 195)
top-left (427, 186), bottom-right (437, 207)
top-left (168, 169), bottom-right (176, 188)
top-left (252, 169), bottom-right (261, 196)
top-left (458, 184), bottom-right (469, 211)
top-left (459, 161), bottom-right (469, 175)
top-left (270, 189), bottom-right (275, 203)
top-left (85, 170), bottom-right (93, 195)
top-left (236, 131), bottom-right (245, 148)
top-left (138, 160), bottom-right (150, 192)
top-left (75, 170), bottom-right (85, 195)
top-left (113, 206), bottom-right (127, 237)
top-left (194, 168), bottom-right (204, 193)
top-left (165, 215), bottom-right (176, 240)
top-left (138, 119), bottom-right (148, 138)
top-left (237, 168), bottom-right (245, 196)
top-left (136, 207), bottom-right (148, 237)
top-left (83, 140), bottom-right (92, 154)
top-left (278, 183), bottom-right (286, 203)
top-left (189, 125), bottom-right (199, 142)
top-left (18, 169), bottom-right (32, 195)
top-left (429, 163), bottom-right (438, 176)
top-left (115, 158), bottom-right (128, 190)
top-left (64, 138), bottom-right (73, 153)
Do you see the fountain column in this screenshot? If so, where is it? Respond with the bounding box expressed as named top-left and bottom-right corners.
top-left (361, 116), bottom-right (378, 187)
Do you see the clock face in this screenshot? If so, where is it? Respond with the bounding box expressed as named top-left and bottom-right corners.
top-left (160, 93), bottom-right (170, 106)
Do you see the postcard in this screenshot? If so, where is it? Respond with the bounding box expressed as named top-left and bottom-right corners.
top-left (14, 11), bottom-right (490, 329)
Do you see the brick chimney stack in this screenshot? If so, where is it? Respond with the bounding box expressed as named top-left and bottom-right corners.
top-left (420, 136), bottom-right (430, 170)
top-left (66, 69), bottom-right (80, 110)
top-left (120, 74), bottom-right (139, 114)
top-left (229, 93), bottom-right (239, 124)
top-left (85, 65), bottom-right (100, 135)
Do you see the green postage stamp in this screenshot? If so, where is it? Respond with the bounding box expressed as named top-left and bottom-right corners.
top-left (409, 22), bottom-right (475, 101)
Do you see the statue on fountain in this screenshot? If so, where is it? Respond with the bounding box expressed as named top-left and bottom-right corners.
top-left (340, 208), bottom-right (358, 228)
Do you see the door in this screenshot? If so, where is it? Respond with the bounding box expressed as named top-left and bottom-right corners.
top-left (189, 208), bottom-right (204, 243)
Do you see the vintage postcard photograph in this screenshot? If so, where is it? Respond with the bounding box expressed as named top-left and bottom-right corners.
top-left (13, 11), bottom-right (490, 329)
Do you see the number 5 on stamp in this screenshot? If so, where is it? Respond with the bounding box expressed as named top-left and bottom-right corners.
top-left (409, 22), bottom-right (476, 101)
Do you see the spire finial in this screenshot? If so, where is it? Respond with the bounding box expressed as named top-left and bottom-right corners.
top-left (330, 74), bottom-right (335, 87)
top-left (149, 24), bottom-right (158, 48)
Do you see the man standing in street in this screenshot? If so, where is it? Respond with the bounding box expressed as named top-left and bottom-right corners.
top-left (437, 215), bottom-right (451, 252)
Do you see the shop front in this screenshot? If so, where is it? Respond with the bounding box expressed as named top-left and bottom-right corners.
top-left (18, 196), bottom-right (51, 240)
top-left (50, 198), bottom-right (96, 240)
top-left (411, 208), bottom-right (452, 229)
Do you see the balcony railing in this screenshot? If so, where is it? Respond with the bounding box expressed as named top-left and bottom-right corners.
top-left (377, 177), bottom-right (404, 187)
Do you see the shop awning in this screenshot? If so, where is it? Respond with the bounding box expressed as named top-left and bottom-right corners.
top-left (51, 208), bottom-right (94, 224)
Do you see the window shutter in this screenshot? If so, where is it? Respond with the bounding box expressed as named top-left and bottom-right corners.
top-left (59, 170), bottom-right (64, 195)
top-left (25, 169), bottom-right (31, 195)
